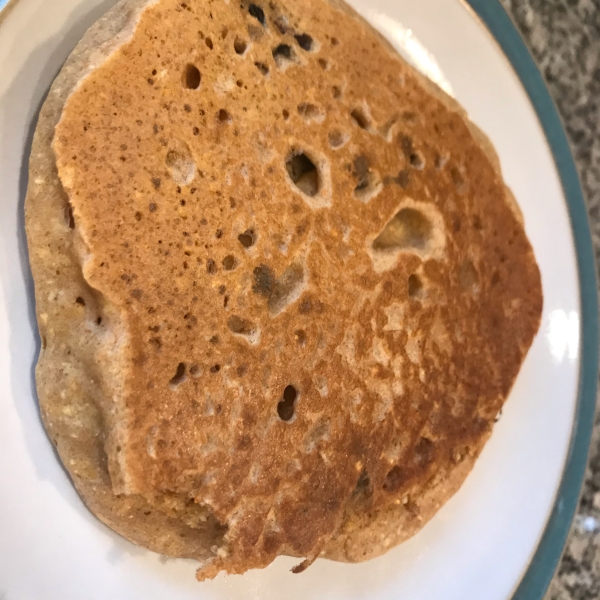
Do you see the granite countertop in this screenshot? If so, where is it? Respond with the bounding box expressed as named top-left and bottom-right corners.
top-left (498, 1), bottom-right (600, 598)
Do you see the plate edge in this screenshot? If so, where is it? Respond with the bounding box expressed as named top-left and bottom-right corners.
top-left (463, 2), bottom-right (600, 599)
top-left (0, 0), bottom-right (20, 25)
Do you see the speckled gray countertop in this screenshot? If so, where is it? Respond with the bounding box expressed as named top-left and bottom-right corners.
top-left (498, 1), bottom-right (600, 598)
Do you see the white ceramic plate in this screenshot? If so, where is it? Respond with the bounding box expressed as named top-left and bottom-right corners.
top-left (0, 1), bottom-right (595, 599)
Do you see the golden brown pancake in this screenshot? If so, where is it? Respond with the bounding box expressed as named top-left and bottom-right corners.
top-left (25, 0), bottom-right (543, 579)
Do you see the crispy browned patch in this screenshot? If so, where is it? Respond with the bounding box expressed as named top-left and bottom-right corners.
top-left (25, 0), bottom-right (542, 580)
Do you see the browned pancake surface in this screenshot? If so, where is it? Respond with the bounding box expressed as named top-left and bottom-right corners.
top-left (26, 0), bottom-right (542, 578)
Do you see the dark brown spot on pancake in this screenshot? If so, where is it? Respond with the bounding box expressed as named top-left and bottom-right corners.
top-left (286, 152), bottom-right (319, 196)
top-left (183, 64), bottom-right (201, 89)
top-left (294, 33), bottom-right (313, 51)
top-left (277, 385), bottom-right (297, 421)
top-left (252, 264), bottom-right (274, 296)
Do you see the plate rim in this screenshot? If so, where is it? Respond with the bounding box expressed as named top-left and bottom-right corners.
top-left (463, 1), bottom-right (599, 598)
top-left (0, 0), bottom-right (596, 598)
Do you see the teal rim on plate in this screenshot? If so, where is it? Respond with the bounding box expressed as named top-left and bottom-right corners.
top-left (464, 1), bottom-right (599, 599)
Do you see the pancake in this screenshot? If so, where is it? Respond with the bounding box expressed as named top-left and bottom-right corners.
top-left (25, 0), bottom-right (543, 579)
